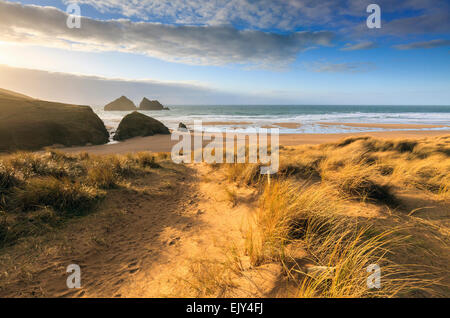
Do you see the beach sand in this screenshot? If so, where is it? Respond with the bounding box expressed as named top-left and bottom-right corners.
top-left (62, 128), bottom-right (450, 155)
top-left (273, 122), bottom-right (302, 129)
top-left (318, 122), bottom-right (449, 129)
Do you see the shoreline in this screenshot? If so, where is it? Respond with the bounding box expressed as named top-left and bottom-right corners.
top-left (318, 122), bottom-right (449, 129)
top-left (201, 121), bottom-right (303, 129)
top-left (61, 129), bottom-right (450, 155)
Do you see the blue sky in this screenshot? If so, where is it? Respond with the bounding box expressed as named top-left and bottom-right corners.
top-left (0, 0), bottom-right (449, 105)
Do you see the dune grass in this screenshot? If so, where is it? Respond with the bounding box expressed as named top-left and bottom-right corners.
top-left (0, 150), bottom-right (165, 247)
top-left (224, 135), bottom-right (449, 297)
top-left (13, 177), bottom-right (102, 214)
top-left (252, 180), bottom-right (436, 297)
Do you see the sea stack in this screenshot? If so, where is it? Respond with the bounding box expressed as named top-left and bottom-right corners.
top-left (104, 96), bottom-right (136, 111)
top-left (113, 111), bottom-right (170, 141)
top-left (138, 97), bottom-right (169, 110)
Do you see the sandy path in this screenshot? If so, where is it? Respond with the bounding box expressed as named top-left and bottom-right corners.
top-left (111, 165), bottom-right (281, 297)
top-left (0, 164), bottom-right (197, 297)
top-left (0, 163), bottom-right (278, 297)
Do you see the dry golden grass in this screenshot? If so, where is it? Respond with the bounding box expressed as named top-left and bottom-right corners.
top-left (13, 177), bottom-right (102, 214)
top-left (274, 135), bottom-right (449, 201)
top-left (225, 162), bottom-right (262, 186)
top-left (320, 162), bottom-right (397, 206)
top-left (224, 135), bottom-right (449, 297)
top-left (177, 259), bottom-right (238, 297)
top-left (0, 150), bottom-right (165, 247)
top-left (324, 135), bottom-right (450, 200)
top-left (245, 181), bottom-right (342, 266)
top-left (225, 187), bottom-right (238, 207)
top-left (243, 180), bottom-right (440, 297)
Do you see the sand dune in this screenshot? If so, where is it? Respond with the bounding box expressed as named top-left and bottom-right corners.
top-left (1, 133), bottom-right (449, 298)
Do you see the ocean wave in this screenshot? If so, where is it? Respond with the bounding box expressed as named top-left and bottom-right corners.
top-left (91, 105), bottom-right (450, 134)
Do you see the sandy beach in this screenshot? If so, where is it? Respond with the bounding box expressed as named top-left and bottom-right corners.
top-left (62, 127), bottom-right (450, 155)
top-left (318, 122), bottom-right (449, 129)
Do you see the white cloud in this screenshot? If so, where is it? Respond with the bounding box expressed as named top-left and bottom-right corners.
top-left (0, 1), bottom-right (334, 68)
top-left (394, 39), bottom-right (450, 50)
top-left (341, 42), bottom-right (377, 51)
top-left (306, 62), bottom-right (375, 73)
top-left (382, 11), bottom-right (450, 36)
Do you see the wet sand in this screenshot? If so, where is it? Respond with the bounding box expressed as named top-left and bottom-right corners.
top-left (273, 122), bottom-right (301, 129)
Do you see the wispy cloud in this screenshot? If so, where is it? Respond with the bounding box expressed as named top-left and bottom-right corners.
top-left (0, 64), bottom-right (298, 105)
top-left (306, 62), bottom-right (375, 73)
top-left (394, 39), bottom-right (450, 50)
top-left (341, 42), bottom-right (378, 51)
top-left (0, 1), bottom-right (334, 68)
top-left (382, 11), bottom-right (450, 36)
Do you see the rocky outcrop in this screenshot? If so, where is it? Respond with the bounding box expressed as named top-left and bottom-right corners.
top-left (0, 89), bottom-right (109, 151)
top-left (138, 97), bottom-right (169, 111)
top-left (178, 122), bottom-right (188, 131)
top-left (113, 111), bottom-right (170, 141)
top-left (104, 96), bottom-right (137, 111)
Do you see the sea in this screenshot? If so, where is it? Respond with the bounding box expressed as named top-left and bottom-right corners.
top-left (91, 105), bottom-right (450, 135)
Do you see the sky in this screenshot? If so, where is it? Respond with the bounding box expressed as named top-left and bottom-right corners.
top-left (0, 0), bottom-right (449, 105)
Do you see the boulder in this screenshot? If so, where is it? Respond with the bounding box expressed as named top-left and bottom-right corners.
top-left (138, 97), bottom-right (167, 110)
top-left (113, 111), bottom-right (170, 141)
top-left (104, 96), bottom-right (136, 111)
top-left (178, 122), bottom-right (188, 131)
top-left (0, 89), bottom-right (109, 151)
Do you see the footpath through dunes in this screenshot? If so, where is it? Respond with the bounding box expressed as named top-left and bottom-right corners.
top-left (0, 160), bottom-right (277, 297)
top-left (1, 135), bottom-right (449, 297)
top-left (112, 164), bottom-right (282, 297)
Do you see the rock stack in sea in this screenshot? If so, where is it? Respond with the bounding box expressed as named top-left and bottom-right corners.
top-left (138, 97), bottom-right (169, 111)
top-left (104, 96), bottom-right (137, 111)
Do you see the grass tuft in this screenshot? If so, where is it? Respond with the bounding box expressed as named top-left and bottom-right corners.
top-left (0, 150), bottom-right (169, 247)
top-left (86, 161), bottom-right (118, 189)
top-left (320, 163), bottom-right (398, 206)
top-left (12, 177), bottom-right (103, 215)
